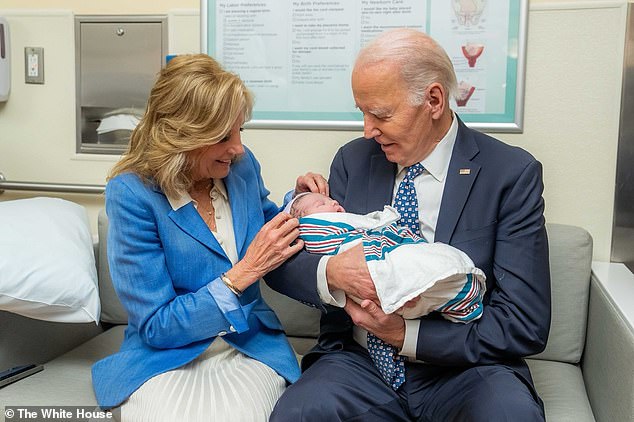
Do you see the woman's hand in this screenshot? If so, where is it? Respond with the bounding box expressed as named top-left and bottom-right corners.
top-left (226, 213), bottom-right (304, 292)
top-left (294, 172), bottom-right (329, 196)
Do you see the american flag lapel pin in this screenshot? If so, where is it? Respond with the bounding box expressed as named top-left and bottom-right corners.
top-left (459, 168), bottom-right (471, 175)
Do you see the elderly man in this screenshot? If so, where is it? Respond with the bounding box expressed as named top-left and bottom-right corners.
top-left (268, 28), bottom-right (550, 421)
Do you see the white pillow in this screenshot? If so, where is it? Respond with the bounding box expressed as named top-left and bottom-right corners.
top-left (0, 197), bottom-right (100, 323)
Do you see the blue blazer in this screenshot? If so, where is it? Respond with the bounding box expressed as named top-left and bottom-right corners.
top-left (267, 117), bottom-right (551, 383)
top-left (92, 148), bottom-right (300, 409)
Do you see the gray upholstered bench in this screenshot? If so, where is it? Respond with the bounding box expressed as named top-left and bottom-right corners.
top-left (1, 210), bottom-right (633, 422)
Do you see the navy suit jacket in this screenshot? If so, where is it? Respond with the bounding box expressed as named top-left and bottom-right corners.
top-left (267, 117), bottom-right (551, 379)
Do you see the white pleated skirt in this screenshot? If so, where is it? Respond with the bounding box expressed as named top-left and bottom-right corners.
top-left (117, 338), bottom-right (287, 422)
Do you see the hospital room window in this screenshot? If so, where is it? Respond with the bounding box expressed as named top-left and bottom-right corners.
top-left (75, 15), bottom-right (167, 155)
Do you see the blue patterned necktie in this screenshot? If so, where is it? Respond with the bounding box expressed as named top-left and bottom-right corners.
top-left (367, 163), bottom-right (424, 390)
top-left (394, 163), bottom-right (424, 236)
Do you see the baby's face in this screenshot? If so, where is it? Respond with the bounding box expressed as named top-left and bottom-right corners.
top-left (294, 193), bottom-right (345, 217)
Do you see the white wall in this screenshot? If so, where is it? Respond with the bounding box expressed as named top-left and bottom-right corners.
top-left (499, 0), bottom-right (626, 262)
top-left (0, 6), bottom-right (201, 231)
top-left (0, 0), bottom-right (628, 262)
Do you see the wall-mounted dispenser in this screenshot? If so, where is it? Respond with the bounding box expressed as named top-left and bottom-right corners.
top-left (0, 17), bottom-right (10, 102)
top-left (75, 15), bottom-right (167, 154)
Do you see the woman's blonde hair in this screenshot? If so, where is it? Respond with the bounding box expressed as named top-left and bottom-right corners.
top-left (108, 54), bottom-right (254, 198)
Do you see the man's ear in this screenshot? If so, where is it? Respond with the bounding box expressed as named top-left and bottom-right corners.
top-left (426, 83), bottom-right (446, 120)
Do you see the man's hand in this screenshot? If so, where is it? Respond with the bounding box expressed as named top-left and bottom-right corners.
top-left (345, 299), bottom-right (406, 350)
top-left (398, 297), bottom-right (421, 313)
top-left (294, 172), bottom-right (329, 196)
top-left (325, 244), bottom-right (378, 301)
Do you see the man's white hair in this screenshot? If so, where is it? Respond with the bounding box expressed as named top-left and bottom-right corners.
top-left (355, 28), bottom-right (458, 105)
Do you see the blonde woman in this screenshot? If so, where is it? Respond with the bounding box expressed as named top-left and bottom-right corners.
top-left (92, 54), bottom-right (326, 421)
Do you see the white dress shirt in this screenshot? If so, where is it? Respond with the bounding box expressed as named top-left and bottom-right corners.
top-left (316, 114), bottom-right (458, 358)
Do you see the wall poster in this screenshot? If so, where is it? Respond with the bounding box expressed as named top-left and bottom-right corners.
top-left (201, 0), bottom-right (528, 132)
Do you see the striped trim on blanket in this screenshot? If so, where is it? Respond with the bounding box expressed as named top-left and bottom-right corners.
top-left (434, 273), bottom-right (483, 322)
top-left (362, 224), bottom-right (425, 262)
top-left (298, 217), bottom-right (363, 254)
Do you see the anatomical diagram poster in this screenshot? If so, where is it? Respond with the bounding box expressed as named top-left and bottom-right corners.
top-left (203, 0), bottom-right (526, 131)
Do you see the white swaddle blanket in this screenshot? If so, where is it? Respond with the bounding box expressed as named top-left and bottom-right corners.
top-left (298, 206), bottom-right (486, 321)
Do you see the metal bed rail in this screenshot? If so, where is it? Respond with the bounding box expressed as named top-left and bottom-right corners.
top-left (0, 173), bottom-right (105, 195)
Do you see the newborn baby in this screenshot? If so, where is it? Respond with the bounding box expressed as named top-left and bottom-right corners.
top-left (287, 192), bottom-right (486, 322)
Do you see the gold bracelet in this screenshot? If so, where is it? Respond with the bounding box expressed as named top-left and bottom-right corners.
top-left (221, 273), bottom-right (243, 296)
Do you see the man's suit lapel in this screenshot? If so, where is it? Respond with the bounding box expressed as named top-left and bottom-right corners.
top-left (435, 118), bottom-right (481, 244)
top-left (367, 153), bottom-right (396, 212)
